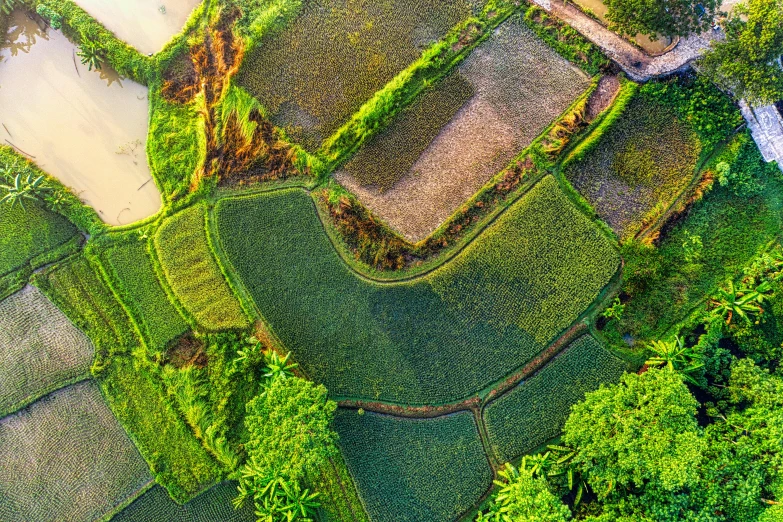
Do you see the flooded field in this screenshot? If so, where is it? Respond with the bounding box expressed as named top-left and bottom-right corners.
top-left (73, 0), bottom-right (202, 55)
top-left (572, 0), bottom-right (672, 54)
top-left (0, 11), bottom-right (161, 226)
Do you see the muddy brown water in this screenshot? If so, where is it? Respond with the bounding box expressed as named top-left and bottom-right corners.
top-left (572, 0), bottom-right (672, 54)
top-left (0, 11), bottom-right (161, 226)
top-left (73, 0), bottom-right (202, 55)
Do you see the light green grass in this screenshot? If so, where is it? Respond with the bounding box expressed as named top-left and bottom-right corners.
top-left (333, 408), bottom-right (491, 522)
top-left (214, 176), bottom-right (618, 405)
top-left (483, 335), bottom-right (628, 463)
top-left (154, 204), bottom-right (249, 331)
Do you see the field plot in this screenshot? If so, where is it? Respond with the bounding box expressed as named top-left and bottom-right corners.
top-left (0, 193), bottom-right (77, 277)
top-left (334, 409), bottom-right (491, 522)
top-left (214, 176), bottom-right (619, 405)
top-left (110, 481), bottom-right (254, 522)
top-left (33, 254), bottom-right (136, 352)
top-left (100, 239), bottom-right (189, 353)
top-left (0, 286), bottom-right (93, 416)
top-left (73, 0), bottom-right (202, 55)
top-left (0, 381), bottom-right (152, 522)
top-left (154, 204), bottom-right (249, 331)
top-left (564, 91), bottom-right (701, 240)
top-left (337, 15), bottom-right (591, 241)
top-left (483, 335), bottom-right (627, 463)
top-left (236, 0), bottom-right (482, 150)
top-left (0, 11), bottom-right (160, 225)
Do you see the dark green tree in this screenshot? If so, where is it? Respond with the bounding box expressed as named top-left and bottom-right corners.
top-left (477, 462), bottom-right (571, 522)
top-left (603, 0), bottom-right (718, 40)
top-left (699, 0), bottom-right (783, 104)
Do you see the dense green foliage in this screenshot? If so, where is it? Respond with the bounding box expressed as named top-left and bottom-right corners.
top-left (99, 239), bottom-right (189, 354)
top-left (154, 204), bottom-right (249, 331)
top-left (484, 335), bottom-right (627, 464)
top-left (236, 0), bottom-right (483, 150)
top-left (700, 0), bottom-right (783, 104)
top-left (477, 463), bottom-right (571, 522)
top-left (100, 356), bottom-right (221, 503)
top-left (608, 131), bottom-right (783, 341)
top-left (603, 0), bottom-right (717, 39)
top-left (0, 381), bottom-right (152, 522)
top-left (0, 189), bottom-right (78, 277)
top-left (0, 286), bottom-right (93, 416)
top-left (333, 409), bottom-right (492, 522)
top-left (342, 73), bottom-right (474, 190)
top-left (110, 482), bottom-right (255, 522)
top-left (215, 177), bottom-right (617, 404)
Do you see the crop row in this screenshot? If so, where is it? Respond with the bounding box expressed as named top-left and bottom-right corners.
top-left (214, 176), bottom-right (618, 405)
top-left (334, 408), bottom-right (491, 522)
top-left (154, 204), bottom-right (249, 332)
top-left (0, 286), bottom-right (93, 417)
top-left (99, 239), bottom-right (189, 354)
top-left (236, 0), bottom-right (483, 150)
top-left (483, 334), bottom-right (628, 463)
top-left (110, 481), bottom-right (254, 522)
top-left (563, 89), bottom-right (701, 240)
top-left (0, 381), bottom-right (152, 522)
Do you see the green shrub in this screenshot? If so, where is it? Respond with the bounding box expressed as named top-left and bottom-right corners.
top-left (99, 239), bottom-right (189, 353)
top-left (154, 204), bottom-right (249, 332)
top-left (333, 408), bottom-right (492, 522)
top-left (100, 356), bottom-right (221, 503)
top-left (484, 335), bottom-right (627, 463)
top-left (214, 176), bottom-right (618, 405)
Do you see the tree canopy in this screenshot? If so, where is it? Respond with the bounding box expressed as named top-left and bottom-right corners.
top-left (603, 0), bottom-right (718, 40)
top-left (699, 0), bottom-right (783, 104)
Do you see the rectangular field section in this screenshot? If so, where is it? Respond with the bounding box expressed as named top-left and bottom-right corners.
top-left (0, 380), bottom-right (152, 522)
top-left (337, 14), bottom-right (591, 241)
top-left (236, 0), bottom-right (482, 150)
top-left (333, 409), bottom-right (492, 522)
top-left (214, 175), bottom-right (619, 405)
top-left (483, 335), bottom-right (627, 463)
top-left (0, 286), bottom-right (93, 416)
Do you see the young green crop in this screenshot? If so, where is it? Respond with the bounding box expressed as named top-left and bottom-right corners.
top-left (333, 409), bottom-right (492, 522)
top-left (99, 239), bottom-right (189, 354)
top-left (214, 176), bottom-right (618, 405)
top-left (483, 335), bottom-right (627, 463)
top-left (154, 204), bottom-right (249, 332)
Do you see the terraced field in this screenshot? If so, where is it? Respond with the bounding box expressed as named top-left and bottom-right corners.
top-left (0, 381), bottom-right (151, 522)
top-left (215, 176), bottom-right (619, 404)
top-left (0, 286), bottom-right (93, 416)
top-left (337, 14), bottom-right (592, 241)
top-left (237, 0), bottom-right (483, 150)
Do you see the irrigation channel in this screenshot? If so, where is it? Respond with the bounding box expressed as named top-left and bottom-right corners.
top-left (0, 10), bottom-right (160, 225)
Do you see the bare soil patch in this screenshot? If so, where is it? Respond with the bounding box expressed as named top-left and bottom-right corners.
top-left (586, 74), bottom-right (620, 121)
top-left (337, 16), bottom-right (590, 242)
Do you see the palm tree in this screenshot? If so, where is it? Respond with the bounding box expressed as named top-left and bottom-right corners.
top-left (0, 172), bottom-right (50, 210)
top-left (710, 279), bottom-right (772, 325)
top-left (77, 39), bottom-right (103, 71)
top-left (645, 336), bottom-right (704, 385)
top-left (264, 351), bottom-right (298, 381)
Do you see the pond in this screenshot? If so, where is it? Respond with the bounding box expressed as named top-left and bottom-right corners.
top-left (73, 0), bottom-right (202, 55)
top-left (0, 11), bottom-right (161, 226)
top-left (572, 0), bottom-right (673, 55)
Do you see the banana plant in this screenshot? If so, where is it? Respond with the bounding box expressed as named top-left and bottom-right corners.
top-left (264, 350), bottom-right (298, 381)
top-left (645, 335), bottom-right (704, 385)
top-left (710, 279), bottom-right (771, 325)
top-left (0, 171), bottom-right (50, 210)
top-left (547, 444), bottom-right (591, 506)
top-left (1, 0), bottom-right (17, 15)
